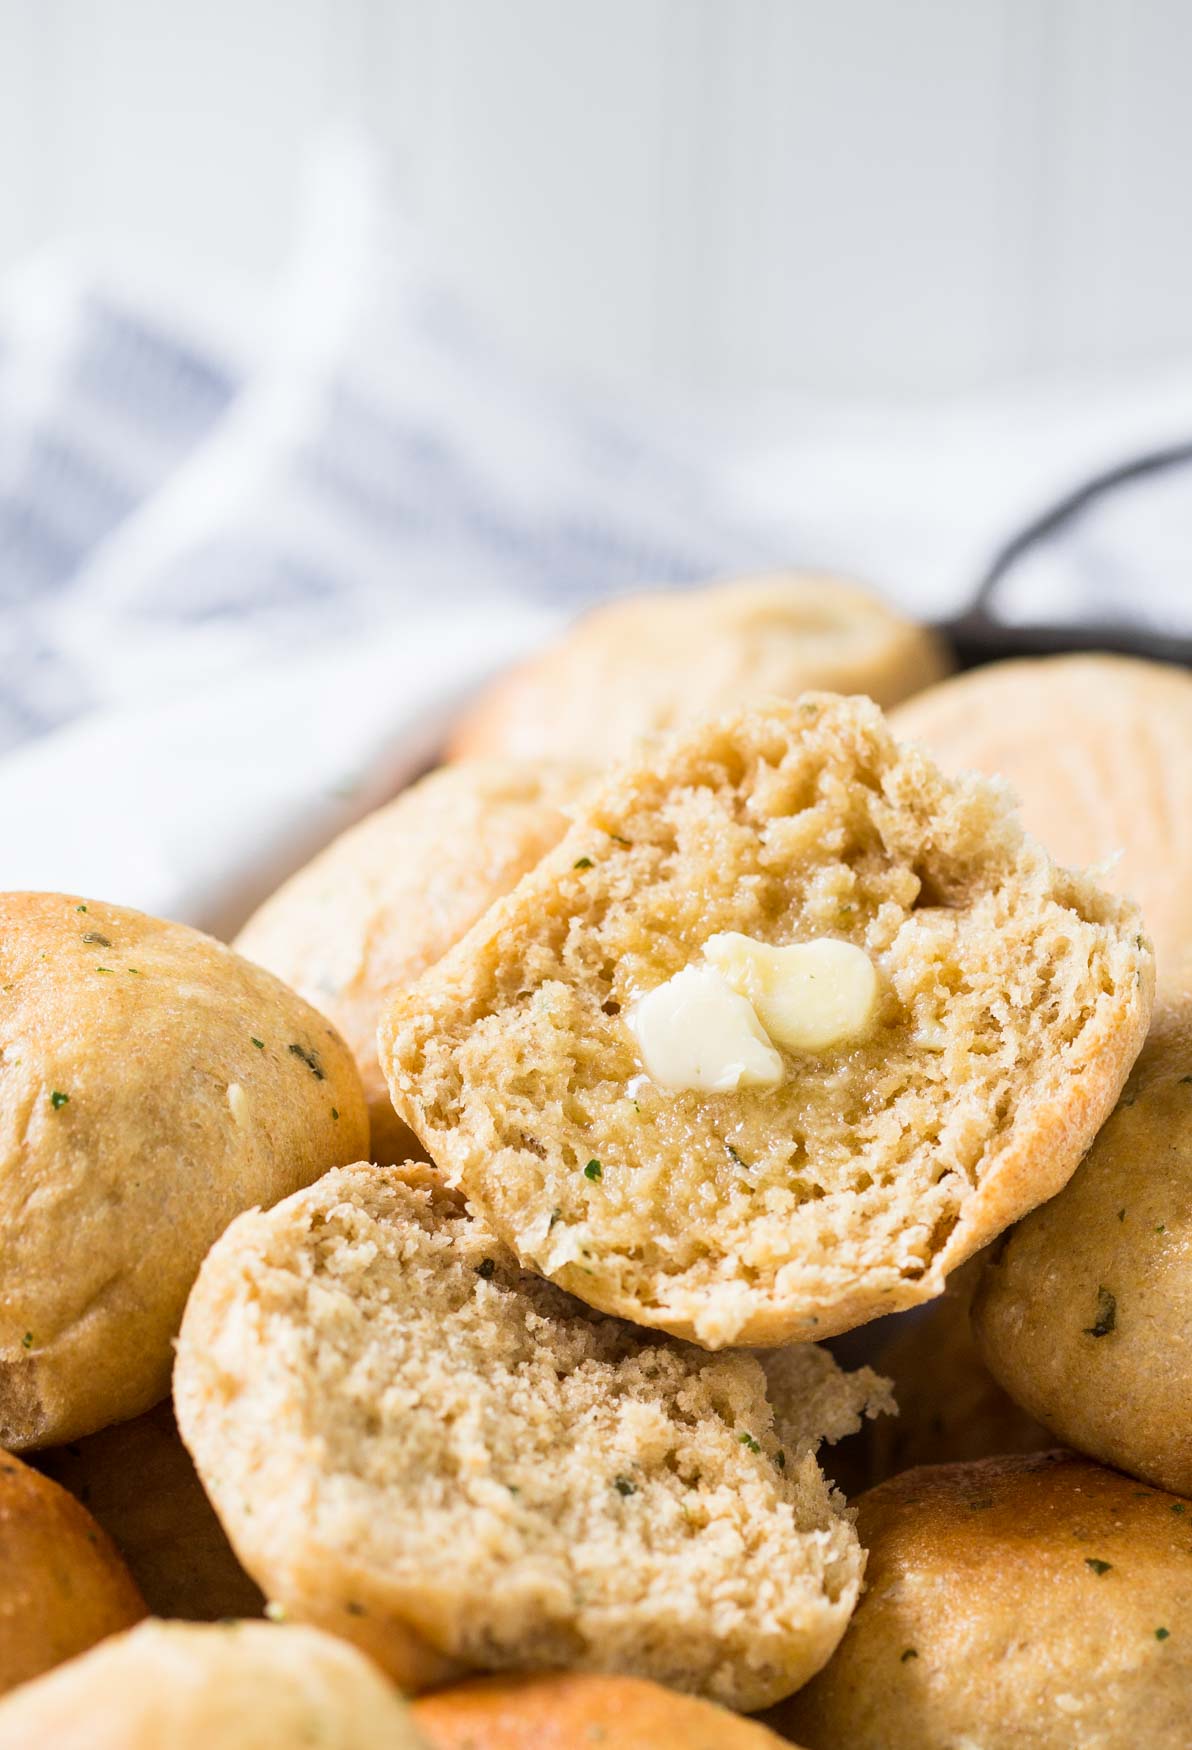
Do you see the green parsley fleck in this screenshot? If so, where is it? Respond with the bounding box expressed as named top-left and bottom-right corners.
top-left (584, 1159), bottom-right (602, 1181)
top-left (76, 904), bottom-right (87, 913)
top-left (127, 967), bottom-right (140, 976)
top-left (1157, 1627), bottom-right (1171, 1641)
top-left (330, 1107), bottom-right (339, 1121)
top-left (1084, 1287), bottom-right (1117, 1338)
top-left (477, 1258), bottom-right (496, 1280)
top-left (1086, 1558), bottom-right (1112, 1575)
top-left (1173, 1503), bottom-right (1187, 1515)
top-left (288, 1042), bottom-right (326, 1080)
top-left (81, 931), bottom-right (111, 947)
top-left (739, 1432), bottom-right (761, 1454)
top-left (775, 1451), bottom-right (787, 1470)
top-left (609, 833), bottom-right (631, 846)
top-left (1180, 1076), bottom-right (1192, 1086)
top-left (1157, 1224), bottom-right (1166, 1234)
top-left (251, 1037), bottom-right (265, 1050)
top-left (901, 1647), bottom-right (918, 1663)
top-left (548, 1208), bottom-right (563, 1229)
top-left (49, 1090), bottom-right (69, 1110)
top-left (21, 1332), bottom-right (33, 1350)
top-left (94, 966), bottom-right (114, 975)
top-left (613, 1476), bottom-right (636, 1496)
top-left (573, 856), bottom-right (594, 870)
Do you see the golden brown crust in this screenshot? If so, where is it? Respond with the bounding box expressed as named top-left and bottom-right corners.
top-left (0, 1619), bottom-right (425, 1749)
top-left (774, 1452), bottom-right (1192, 1749)
top-left (35, 1403), bottom-right (263, 1621)
top-left (174, 1163), bottom-right (874, 1711)
top-left (383, 696), bottom-right (1153, 1348)
top-left (235, 763), bottom-right (584, 1163)
top-left (0, 892), bottom-right (369, 1448)
top-left (0, 1450), bottom-right (145, 1696)
top-left (413, 1672), bottom-right (796, 1748)
top-left (973, 995), bottom-right (1192, 1494)
top-left (448, 574), bottom-right (952, 765)
top-left (891, 653), bottom-right (1192, 991)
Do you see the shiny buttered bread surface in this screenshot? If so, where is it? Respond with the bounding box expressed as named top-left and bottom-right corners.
top-left (774, 1452), bottom-right (1192, 1750)
top-left (0, 1619), bottom-right (427, 1750)
top-left (0, 1451), bottom-right (145, 1697)
top-left (892, 653), bottom-right (1192, 991)
top-left (382, 695), bottom-right (1153, 1348)
top-left (974, 994), bottom-right (1192, 1496)
top-left (174, 1164), bottom-right (887, 1711)
top-left (447, 573), bottom-right (951, 765)
top-left (235, 761), bottom-right (585, 1164)
top-left (412, 1672), bottom-right (797, 1748)
top-left (0, 893), bottom-right (368, 1448)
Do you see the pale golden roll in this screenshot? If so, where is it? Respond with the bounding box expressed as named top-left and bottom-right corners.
top-left (413, 1672), bottom-right (796, 1748)
top-left (175, 1164), bottom-right (886, 1711)
top-left (775, 1452), bottom-right (1192, 1749)
top-left (447, 573), bottom-right (951, 765)
top-left (0, 892), bottom-right (368, 1448)
top-left (36, 1402), bottom-right (263, 1621)
top-left (235, 761), bottom-right (585, 1164)
top-left (0, 1619), bottom-right (427, 1750)
top-left (0, 1450), bottom-right (145, 1697)
top-left (382, 695), bottom-right (1153, 1349)
top-left (973, 993), bottom-right (1192, 1495)
top-left (891, 653), bottom-right (1192, 990)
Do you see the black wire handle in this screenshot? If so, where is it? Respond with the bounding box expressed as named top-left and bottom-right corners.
top-left (945, 438), bottom-right (1192, 666)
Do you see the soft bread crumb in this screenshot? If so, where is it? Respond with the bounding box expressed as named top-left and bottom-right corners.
top-left (381, 695), bottom-right (1154, 1347)
top-left (175, 1165), bottom-right (886, 1711)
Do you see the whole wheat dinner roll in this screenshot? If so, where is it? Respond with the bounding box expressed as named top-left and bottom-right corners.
top-left (235, 762), bottom-right (585, 1163)
top-left (448, 574), bottom-right (951, 766)
top-left (0, 892), bottom-right (368, 1448)
top-left (381, 695), bottom-right (1153, 1350)
top-left (891, 654), bottom-right (1192, 989)
top-left (413, 1672), bottom-right (795, 1748)
top-left (0, 1619), bottom-right (426, 1750)
top-left (174, 1164), bottom-right (889, 1711)
top-left (0, 1450), bottom-right (145, 1696)
top-left (861, 1257), bottom-right (1049, 1487)
top-left (774, 1452), bottom-right (1192, 1749)
top-left (36, 1403), bottom-right (263, 1621)
top-left (973, 996), bottom-right (1192, 1495)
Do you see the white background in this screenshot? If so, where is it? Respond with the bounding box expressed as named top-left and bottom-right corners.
top-left (4, 0), bottom-right (1192, 400)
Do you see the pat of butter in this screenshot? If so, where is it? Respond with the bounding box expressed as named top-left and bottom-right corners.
top-left (704, 932), bottom-right (877, 1053)
top-left (625, 964), bottom-right (783, 1093)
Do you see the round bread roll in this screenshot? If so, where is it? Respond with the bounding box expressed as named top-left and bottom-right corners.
top-left (0, 892), bottom-right (369, 1448)
top-left (381, 695), bottom-right (1153, 1349)
top-left (235, 762), bottom-right (585, 1163)
top-left (891, 654), bottom-right (1192, 990)
top-left (774, 1451), bottom-right (1192, 1749)
top-left (861, 1257), bottom-right (1050, 1487)
top-left (972, 996), bottom-right (1192, 1494)
top-left (0, 1619), bottom-right (425, 1750)
top-left (174, 1164), bottom-right (888, 1711)
top-left (448, 574), bottom-right (951, 767)
top-left (413, 1672), bottom-right (796, 1748)
top-left (0, 1450), bottom-right (145, 1696)
top-left (36, 1402), bottom-right (263, 1621)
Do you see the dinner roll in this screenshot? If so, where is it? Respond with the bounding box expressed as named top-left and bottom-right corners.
top-left (0, 892), bottom-right (368, 1448)
top-left (0, 1450), bottom-right (145, 1696)
top-left (381, 695), bottom-right (1152, 1349)
top-left (448, 573), bottom-right (951, 766)
top-left (235, 762), bottom-right (584, 1163)
top-left (863, 1258), bottom-right (1049, 1486)
top-left (891, 653), bottom-right (1192, 990)
top-left (0, 1619), bottom-right (425, 1750)
top-left (175, 1164), bottom-right (888, 1711)
top-left (775, 1452), bottom-right (1192, 1749)
top-left (973, 997), bottom-right (1192, 1494)
top-left (36, 1403), bottom-right (263, 1621)
top-left (413, 1672), bottom-right (795, 1748)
